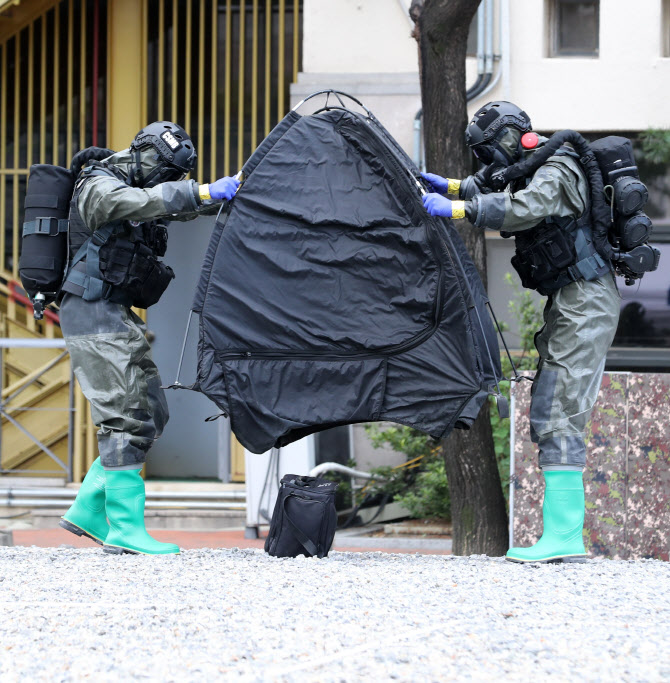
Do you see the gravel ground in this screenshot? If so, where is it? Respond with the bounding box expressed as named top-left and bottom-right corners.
top-left (0, 547), bottom-right (668, 682)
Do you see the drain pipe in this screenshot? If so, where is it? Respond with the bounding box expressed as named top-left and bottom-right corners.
top-left (477, 0), bottom-right (504, 100)
top-left (466, 2), bottom-right (487, 100)
top-left (309, 462), bottom-right (383, 482)
top-left (484, 0), bottom-right (495, 84)
top-left (413, 109), bottom-right (424, 169)
top-left (309, 462), bottom-right (386, 509)
top-left (501, 0), bottom-right (511, 100)
top-left (466, 0), bottom-right (494, 101)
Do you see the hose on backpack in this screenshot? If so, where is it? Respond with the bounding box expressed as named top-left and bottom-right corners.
top-left (70, 146), bottom-right (115, 177)
top-left (487, 130), bottom-right (614, 261)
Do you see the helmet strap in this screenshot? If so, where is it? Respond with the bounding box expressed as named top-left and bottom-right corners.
top-left (130, 147), bottom-right (144, 187)
top-left (141, 163), bottom-right (167, 188)
top-left (490, 143), bottom-right (515, 167)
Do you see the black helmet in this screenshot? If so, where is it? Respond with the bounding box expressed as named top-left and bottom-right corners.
top-left (129, 121), bottom-right (197, 187)
top-left (465, 101), bottom-right (532, 167)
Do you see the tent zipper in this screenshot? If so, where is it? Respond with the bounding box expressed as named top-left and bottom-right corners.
top-left (218, 314), bottom-right (439, 361)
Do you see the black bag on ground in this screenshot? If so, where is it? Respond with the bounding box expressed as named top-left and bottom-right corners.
top-left (265, 475), bottom-right (338, 558)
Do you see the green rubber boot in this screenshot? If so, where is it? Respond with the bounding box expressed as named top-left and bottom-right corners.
top-left (59, 457), bottom-right (109, 545)
top-left (506, 470), bottom-right (588, 564)
top-left (103, 469), bottom-right (180, 555)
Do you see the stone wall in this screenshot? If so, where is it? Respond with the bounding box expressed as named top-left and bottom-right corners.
top-left (511, 373), bottom-right (670, 561)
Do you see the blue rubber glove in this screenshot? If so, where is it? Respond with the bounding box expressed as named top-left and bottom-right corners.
top-left (421, 172), bottom-right (449, 195)
top-left (209, 176), bottom-right (240, 201)
top-left (423, 193), bottom-right (455, 217)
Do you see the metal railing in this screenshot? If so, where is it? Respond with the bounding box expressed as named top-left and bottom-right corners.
top-left (0, 337), bottom-right (73, 479)
top-left (0, 486), bottom-right (246, 510)
top-left (0, 281), bottom-right (98, 481)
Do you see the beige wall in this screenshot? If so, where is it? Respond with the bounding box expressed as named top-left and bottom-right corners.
top-left (303, 0), bottom-right (417, 74)
top-left (300, 0), bottom-right (670, 132)
top-left (499, 0), bottom-right (670, 131)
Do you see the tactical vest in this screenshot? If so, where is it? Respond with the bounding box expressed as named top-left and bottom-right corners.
top-left (61, 163), bottom-right (175, 308)
top-left (503, 148), bottom-right (611, 296)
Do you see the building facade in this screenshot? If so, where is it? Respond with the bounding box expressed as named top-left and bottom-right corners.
top-left (294, 0), bottom-right (670, 359)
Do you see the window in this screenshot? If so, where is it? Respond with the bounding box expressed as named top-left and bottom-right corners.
top-left (548, 0), bottom-right (599, 57)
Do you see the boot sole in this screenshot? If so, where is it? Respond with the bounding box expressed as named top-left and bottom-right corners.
top-left (506, 554), bottom-right (588, 564)
top-left (59, 519), bottom-right (105, 546)
top-left (103, 544), bottom-right (180, 556)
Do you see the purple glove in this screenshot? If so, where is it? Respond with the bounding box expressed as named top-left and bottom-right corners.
top-left (209, 176), bottom-right (240, 201)
top-left (420, 172), bottom-right (449, 195)
top-left (423, 193), bottom-right (455, 217)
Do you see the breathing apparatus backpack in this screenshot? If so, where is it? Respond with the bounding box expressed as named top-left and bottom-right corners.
top-left (589, 136), bottom-right (659, 285)
top-left (485, 130), bottom-right (660, 287)
top-left (19, 148), bottom-right (115, 319)
top-left (17, 146), bottom-right (164, 320)
top-left (19, 164), bottom-right (75, 319)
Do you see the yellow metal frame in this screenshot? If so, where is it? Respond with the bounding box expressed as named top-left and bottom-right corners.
top-left (0, 0), bottom-right (303, 481)
top-left (107, 0), bottom-right (146, 151)
top-left (146, 0), bottom-right (301, 179)
top-left (0, 0), bottom-right (109, 479)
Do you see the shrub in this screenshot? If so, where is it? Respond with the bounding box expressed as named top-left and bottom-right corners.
top-left (364, 424), bottom-right (448, 520)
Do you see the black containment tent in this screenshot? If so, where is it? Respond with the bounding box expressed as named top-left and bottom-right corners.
top-left (185, 91), bottom-right (504, 454)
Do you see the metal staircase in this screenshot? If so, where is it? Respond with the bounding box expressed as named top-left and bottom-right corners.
top-left (0, 280), bottom-right (247, 523)
top-left (0, 279), bottom-right (92, 481)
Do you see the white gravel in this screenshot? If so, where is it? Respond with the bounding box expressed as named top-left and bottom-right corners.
top-left (0, 547), bottom-right (668, 682)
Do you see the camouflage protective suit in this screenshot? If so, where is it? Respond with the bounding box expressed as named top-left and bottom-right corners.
top-left (467, 149), bottom-right (621, 468)
top-left (60, 148), bottom-right (220, 468)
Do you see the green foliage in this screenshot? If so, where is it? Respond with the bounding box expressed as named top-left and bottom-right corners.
top-left (639, 129), bottom-right (670, 166)
top-left (364, 424), bottom-right (448, 520)
top-left (363, 464), bottom-right (413, 501)
top-left (395, 457), bottom-right (451, 520)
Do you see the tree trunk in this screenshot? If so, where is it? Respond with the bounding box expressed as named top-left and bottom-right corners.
top-left (411, 0), bottom-right (509, 556)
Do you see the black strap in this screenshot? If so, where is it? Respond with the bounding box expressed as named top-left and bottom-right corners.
top-left (62, 223), bottom-right (116, 301)
top-left (282, 494), bottom-right (320, 557)
top-left (23, 218), bottom-right (69, 237)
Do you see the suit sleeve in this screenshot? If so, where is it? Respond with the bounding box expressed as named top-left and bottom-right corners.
top-left (77, 176), bottom-right (223, 231)
top-left (467, 156), bottom-right (588, 233)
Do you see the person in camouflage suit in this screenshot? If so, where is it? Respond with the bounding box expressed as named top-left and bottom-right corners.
top-left (421, 101), bottom-right (621, 563)
top-left (59, 122), bottom-right (240, 556)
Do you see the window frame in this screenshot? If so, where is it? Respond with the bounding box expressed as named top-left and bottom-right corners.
top-left (547, 0), bottom-right (600, 58)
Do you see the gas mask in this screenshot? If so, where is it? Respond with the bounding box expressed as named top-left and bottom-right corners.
top-left (471, 126), bottom-right (523, 176)
top-left (465, 101), bottom-right (532, 182)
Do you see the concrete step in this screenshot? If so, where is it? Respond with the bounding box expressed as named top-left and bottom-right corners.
top-left (0, 481), bottom-right (246, 509)
top-left (0, 479), bottom-right (247, 531)
top-left (335, 525), bottom-right (453, 552)
top-left (24, 508), bottom-right (246, 532)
